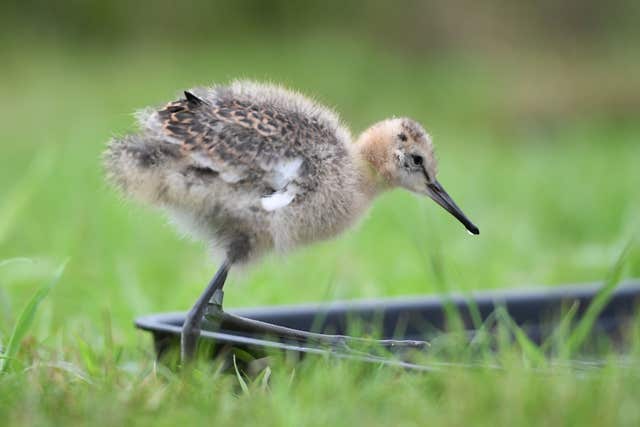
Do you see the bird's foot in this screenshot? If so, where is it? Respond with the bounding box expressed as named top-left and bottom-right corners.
top-left (203, 289), bottom-right (225, 323)
top-left (205, 310), bottom-right (429, 355)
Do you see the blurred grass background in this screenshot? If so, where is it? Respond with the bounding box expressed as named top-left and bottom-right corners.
top-left (1, 1), bottom-right (640, 425)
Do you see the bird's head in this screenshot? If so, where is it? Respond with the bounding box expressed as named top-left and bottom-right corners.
top-left (357, 117), bottom-right (479, 235)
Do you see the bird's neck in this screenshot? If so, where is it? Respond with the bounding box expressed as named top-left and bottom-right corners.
top-left (351, 134), bottom-right (392, 200)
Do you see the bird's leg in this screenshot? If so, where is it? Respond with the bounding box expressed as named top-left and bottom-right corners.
top-left (184, 258), bottom-right (425, 359)
top-left (181, 259), bottom-right (231, 362)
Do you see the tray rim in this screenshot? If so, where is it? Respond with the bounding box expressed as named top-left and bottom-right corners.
top-left (136, 279), bottom-right (640, 328)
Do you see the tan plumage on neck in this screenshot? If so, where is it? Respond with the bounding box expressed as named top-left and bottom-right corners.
top-left (353, 120), bottom-right (400, 199)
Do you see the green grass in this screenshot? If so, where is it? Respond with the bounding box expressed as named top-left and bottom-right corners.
top-left (0, 261), bottom-right (66, 374)
top-left (1, 37), bottom-right (640, 426)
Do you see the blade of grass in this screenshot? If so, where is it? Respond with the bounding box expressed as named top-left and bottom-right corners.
top-left (0, 260), bottom-right (67, 374)
top-left (469, 311), bottom-right (498, 357)
top-left (561, 240), bottom-right (633, 359)
top-left (258, 366), bottom-right (272, 392)
top-left (540, 300), bottom-right (580, 354)
top-left (233, 354), bottom-right (249, 395)
top-left (494, 306), bottom-right (547, 368)
top-left (465, 296), bottom-right (485, 331)
top-left (76, 335), bottom-right (100, 377)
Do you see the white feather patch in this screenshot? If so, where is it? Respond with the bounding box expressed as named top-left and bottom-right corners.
top-left (261, 188), bottom-right (296, 211)
top-left (268, 157), bottom-right (303, 190)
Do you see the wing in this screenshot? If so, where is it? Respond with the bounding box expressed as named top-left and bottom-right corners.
top-left (146, 90), bottom-right (334, 209)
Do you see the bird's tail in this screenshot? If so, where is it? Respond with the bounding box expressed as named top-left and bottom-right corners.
top-left (103, 134), bottom-right (180, 204)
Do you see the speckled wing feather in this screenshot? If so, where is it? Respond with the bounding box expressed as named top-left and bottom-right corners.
top-left (151, 90), bottom-right (341, 197)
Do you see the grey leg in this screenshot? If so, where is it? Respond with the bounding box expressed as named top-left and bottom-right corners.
top-left (181, 259), bottom-right (231, 362)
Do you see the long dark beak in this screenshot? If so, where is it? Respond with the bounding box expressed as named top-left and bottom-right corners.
top-left (426, 180), bottom-right (480, 235)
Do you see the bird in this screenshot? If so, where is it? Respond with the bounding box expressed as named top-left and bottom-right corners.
top-left (103, 80), bottom-right (479, 362)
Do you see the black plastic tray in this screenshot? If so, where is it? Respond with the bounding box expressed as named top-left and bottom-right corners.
top-left (135, 281), bottom-right (640, 370)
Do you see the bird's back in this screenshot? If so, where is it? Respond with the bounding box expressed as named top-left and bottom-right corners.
top-left (105, 81), bottom-right (365, 260)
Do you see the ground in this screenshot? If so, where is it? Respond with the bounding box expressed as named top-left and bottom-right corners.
top-left (1, 38), bottom-right (640, 426)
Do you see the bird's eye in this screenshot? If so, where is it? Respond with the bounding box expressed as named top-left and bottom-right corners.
top-left (411, 154), bottom-right (423, 166)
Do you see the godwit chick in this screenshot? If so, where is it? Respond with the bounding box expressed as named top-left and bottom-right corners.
top-left (104, 81), bottom-right (479, 361)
